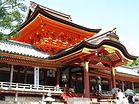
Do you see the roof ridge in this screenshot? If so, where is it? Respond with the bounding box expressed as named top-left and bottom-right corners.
top-left (3, 40), bottom-right (50, 54)
top-left (30, 1), bottom-right (72, 20)
top-left (0, 40), bottom-right (50, 58)
top-left (20, 7), bottom-right (101, 33)
top-left (0, 40), bottom-right (33, 48)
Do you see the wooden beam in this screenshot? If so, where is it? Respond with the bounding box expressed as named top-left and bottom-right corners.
top-left (89, 72), bottom-right (110, 79)
top-left (80, 63), bottom-right (111, 71)
top-left (116, 74), bottom-right (139, 83)
top-left (0, 58), bottom-right (61, 69)
top-left (0, 52), bottom-right (63, 64)
top-left (89, 64), bottom-right (111, 70)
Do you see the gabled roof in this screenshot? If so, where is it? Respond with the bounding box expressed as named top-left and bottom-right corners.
top-left (20, 2), bottom-right (101, 33)
top-left (49, 40), bottom-right (137, 60)
top-left (27, 1), bottom-right (72, 22)
top-left (116, 66), bottom-right (139, 76)
top-left (11, 2), bottom-right (101, 54)
top-left (0, 40), bottom-right (50, 58)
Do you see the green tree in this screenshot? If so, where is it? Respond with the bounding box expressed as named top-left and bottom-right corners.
top-left (128, 57), bottom-right (139, 67)
top-left (0, 0), bottom-right (27, 40)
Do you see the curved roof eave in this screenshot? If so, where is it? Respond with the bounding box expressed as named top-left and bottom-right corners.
top-left (49, 40), bottom-right (137, 60)
top-left (20, 6), bottom-right (101, 33)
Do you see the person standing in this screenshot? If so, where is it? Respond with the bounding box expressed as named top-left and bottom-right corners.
top-left (116, 89), bottom-right (124, 104)
top-left (128, 95), bottom-right (134, 104)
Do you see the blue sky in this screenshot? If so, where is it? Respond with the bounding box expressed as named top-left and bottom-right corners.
top-left (25, 0), bottom-right (139, 56)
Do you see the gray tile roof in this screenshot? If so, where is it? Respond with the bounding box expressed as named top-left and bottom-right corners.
top-left (116, 66), bottom-right (139, 76)
top-left (0, 40), bottom-right (50, 58)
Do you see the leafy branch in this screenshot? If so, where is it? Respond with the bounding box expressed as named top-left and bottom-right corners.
top-left (0, 0), bottom-right (27, 34)
top-left (128, 57), bottom-right (139, 67)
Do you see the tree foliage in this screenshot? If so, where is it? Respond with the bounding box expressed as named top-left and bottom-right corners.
top-left (0, 0), bottom-right (27, 40)
top-left (128, 57), bottom-right (139, 67)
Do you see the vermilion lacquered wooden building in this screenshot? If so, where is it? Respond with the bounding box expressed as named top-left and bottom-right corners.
top-left (0, 1), bottom-right (138, 103)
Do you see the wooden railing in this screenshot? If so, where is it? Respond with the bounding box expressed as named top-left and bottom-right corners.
top-left (92, 90), bottom-right (113, 100)
top-left (0, 82), bottom-right (64, 93)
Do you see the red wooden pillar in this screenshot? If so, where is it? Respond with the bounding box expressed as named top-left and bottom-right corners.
top-left (83, 61), bottom-right (90, 98)
top-left (56, 69), bottom-right (60, 85)
top-left (111, 68), bottom-right (116, 88)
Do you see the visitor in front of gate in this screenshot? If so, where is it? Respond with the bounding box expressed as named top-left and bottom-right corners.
top-left (123, 95), bottom-right (129, 104)
top-left (128, 95), bottom-right (134, 104)
top-left (116, 89), bottom-right (125, 104)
